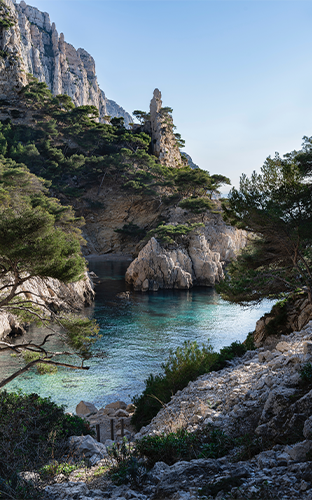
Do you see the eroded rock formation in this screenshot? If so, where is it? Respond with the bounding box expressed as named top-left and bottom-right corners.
top-left (125, 215), bottom-right (247, 291)
top-left (125, 234), bottom-right (224, 291)
top-left (0, 273), bottom-right (95, 339)
top-left (0, 0), bottom-right (132, 125)
top-left (148, 88), bottom-right (183, 168)
top-left (253, 294), bottom-right (312, 347)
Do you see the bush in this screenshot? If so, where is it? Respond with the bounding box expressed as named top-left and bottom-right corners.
top-left (178, 197), bottom-right (213, 214)
top-left (107, 439), bottom-right (147, 486)
top-left (146, 223), bottom-right (204, 245)
top-left (131, 340), bottom-right (248, 431)
top-left (300, 363), bottom-right (312, 383)
top-left (132, 341), bottom-right (219, 430)
top-left (0, 391), bottom-right (92, 499)
top-left (136, 426), bottom-right (233, 466)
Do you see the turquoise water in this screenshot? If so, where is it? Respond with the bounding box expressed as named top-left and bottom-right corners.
top-left (2, 260), bottom-right (274, 412)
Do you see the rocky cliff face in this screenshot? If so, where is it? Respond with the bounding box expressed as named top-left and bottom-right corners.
top-left (0, 0), bottom-right (132, 126)
top-left (125, 234), bottom-right (224, 291)
top-left (253, 294), bottom-right (312, 347)
top-left (147, 88), bottom-right (183, 169)
top-left (125, 215), bottom-right (247, 292)
top-left (0, 273), bottom-right (95, 339)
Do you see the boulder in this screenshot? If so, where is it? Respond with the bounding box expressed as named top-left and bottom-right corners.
top-left (69, 435), bottom-right (107, 462)
top-left (76, 401), bottom-right (98, 416)
top-left (286, 440), bottom-right (312, 462)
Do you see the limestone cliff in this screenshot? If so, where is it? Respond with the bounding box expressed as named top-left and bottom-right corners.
top-left (125, 214), bottom-right (247, 292)
top-left (125, 234), bottom-right (224, 291)
top-left (0, 273), bottom-right (95, 339)
top-left (0, 0), bottom-right (132, 125)
top-left (253, 294), bottom-right (312, 347)
top-left (147, 88), bottom-right (183, 169)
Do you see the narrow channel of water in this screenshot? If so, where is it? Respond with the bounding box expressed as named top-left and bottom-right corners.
top-left (1, 260), bottom-right (273, 412)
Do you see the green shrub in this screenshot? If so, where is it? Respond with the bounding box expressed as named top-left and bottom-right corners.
top-left (107, 439), bottom-right (147, 486)
top-left (300, 363), bottom-right (312, 383)
top-left (39, 459), bottom-right (86, 479)
top-left (146, 223), bottom-right (204, 245)
top-left (136, 426), bottom-right (233, 466)
top-left (178, 196), bottom-right (213, 214)
top-left (0, 391), bottom-right (92, 498)
top-left (131, 340), bottom-right (248, 431)
top-left (244, 332), bottom-right (256, 351)
top-left (131, 341), bottom-right (219, 430)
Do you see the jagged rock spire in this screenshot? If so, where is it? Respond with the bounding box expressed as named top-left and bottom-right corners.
top-left (149, 88), bottom-right (182, 169)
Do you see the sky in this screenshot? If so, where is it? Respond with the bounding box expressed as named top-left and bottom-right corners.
top-left (19, 0), bottom-right (312, 191)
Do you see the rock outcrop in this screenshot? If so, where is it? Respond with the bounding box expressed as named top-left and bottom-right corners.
top-left (125, 217), bottom-right (247, 291)
top-left (148, 88), bottom-right (183, 168)
top-left (125, 234), bottom-right (224, 291)
top-left (0, 0), bottom-right (132, 125)
top-left (137, 326), bottom-right (312, 441)
top-left (0, 0), bottom-right (27, 98)
top-left (43, 324), bottom-right (312, 499)
top-left (254, 294), bottom-right (312, 347)
top-left (0, 273), bottom-right (95, 339)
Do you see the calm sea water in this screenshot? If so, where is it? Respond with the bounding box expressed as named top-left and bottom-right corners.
top-left (1, 260), bottom-right (273, 412)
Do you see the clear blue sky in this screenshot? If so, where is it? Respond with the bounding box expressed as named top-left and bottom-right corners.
top-left (22, 0), bottom-right (312, 191)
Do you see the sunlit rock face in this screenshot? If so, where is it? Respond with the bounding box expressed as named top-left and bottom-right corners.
top-left (149, 88), bottom-right (183, 169)
top-left (125, 234), bottom-right (224, 292)
top-left (125, 213), bottom-right (248, 292)
top-left (0, 0), bottom-right (132, 125)
top-left (0, 273), bottom-right (94, 339)
top-left (0, 0), bottom-right (28, 99)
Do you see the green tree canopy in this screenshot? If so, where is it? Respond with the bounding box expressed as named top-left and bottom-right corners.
top-left (0, 157), bottom-right (99, 387)
top-left (217, 137), bottom-right (312, 304)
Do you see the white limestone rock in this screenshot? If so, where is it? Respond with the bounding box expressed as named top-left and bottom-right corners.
top-left (76, 401), bottom-right (98, 416)
top-left (69, 435), bottom-right (107, 460)
top-left (125, 234), bottom-right (224, 292)
top-left (0, 273), bottom-right (94, 338)
top-left (0, 0), bottom-right (132, 125)
top-left (149, 88), bottom-right (182, 169)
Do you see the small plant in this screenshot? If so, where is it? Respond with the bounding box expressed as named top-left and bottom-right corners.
top-left (136, 425), bottom-right (234, 467)
top-left (300, 362), bottom-right (312, 383)
top-left (146, 222), bottom-right (204, 245)
top-left (107, 438), bottom-right (147, 486)
top-left (39, 459), bottom-right (86, 478)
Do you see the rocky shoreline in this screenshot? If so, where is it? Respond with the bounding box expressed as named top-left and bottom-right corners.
top-left (0, 273), bottom-right (95, 339)
top-left (42, 321), bottom-right (312, 500)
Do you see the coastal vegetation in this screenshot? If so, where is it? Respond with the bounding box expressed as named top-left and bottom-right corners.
top-left (0, 152), bottom-right (99, 387)
top-left (217, 137), bottom-right (312, 305)
top-left (0, 77), bottom-right (229, 212)
top-left (0, 391), bottom-right (91, 499)
top-left (131, 339), bottom-right (251, 430)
